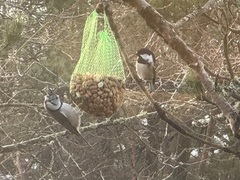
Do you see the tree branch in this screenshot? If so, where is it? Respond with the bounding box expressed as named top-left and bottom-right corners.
top-left (229, 27), bottom-right (240, 34)
top-left (90, 2), bottom-right (240, 158)
top-left (0, 103), bottom-right (40, 109)
top-left (122, 0), bottom-right (239, 138)
top-left (1, 110), bottom-right (240, 157)
top-left (223, 33), bottom-right (234, 79)
top-left (174, 0), bottom-right (221, 28)
top-left (0, 112), bottom-right (155, 154)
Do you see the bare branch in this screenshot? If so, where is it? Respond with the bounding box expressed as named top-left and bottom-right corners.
top-left (0, 103), bottom-right (40, 109)
top-left (122, 0), bottom-right (239, 139)
top-left (174, 0), bottom-right (222, 28)
top-left (223, 33), bottom-right (234, 79)
top-left (0, 112), bottom-right (155, 154)
top-left (202, 13), bottom-right (220, 25)
top-left (0, 131), bottom-right (64, 154)
top-left (229, 27), bottom-right (240, 34)
top-left (204, 66), bottom-right (231, 81)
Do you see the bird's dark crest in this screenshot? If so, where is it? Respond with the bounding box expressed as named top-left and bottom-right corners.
top-left (136, 48), bottom-right (153, 56)
top-left (43, 86), bottom-right (56, 96)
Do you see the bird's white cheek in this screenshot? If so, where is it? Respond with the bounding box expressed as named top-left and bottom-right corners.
top-left (45, 102), bottom-right (57, 110)
top-left (140, 54), bottom-right (153, 63)
top-left (148, 54), bottom-right (153, 63)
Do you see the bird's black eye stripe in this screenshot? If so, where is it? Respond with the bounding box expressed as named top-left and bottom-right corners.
top-left (47, 94), bottom-right (58, 101)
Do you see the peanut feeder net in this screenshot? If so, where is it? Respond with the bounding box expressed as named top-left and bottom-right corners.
top-left (70, 10), bottom-right (125, 117)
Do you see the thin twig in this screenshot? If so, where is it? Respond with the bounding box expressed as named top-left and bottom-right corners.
top-left (223, 33), bottom-right (234, 79)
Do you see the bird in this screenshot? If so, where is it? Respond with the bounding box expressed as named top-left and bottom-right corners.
top-left (136, 48), bottom-right (156, 92)
top-left (44, 88), bottom-right (91, 146)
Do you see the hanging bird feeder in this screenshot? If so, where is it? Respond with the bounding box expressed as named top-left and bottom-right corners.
top-left (70, 4), bottom-right (125, 117)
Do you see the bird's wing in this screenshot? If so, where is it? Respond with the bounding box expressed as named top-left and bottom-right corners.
top-left (48, 109), bottom-right (80, 136)
top-left (152, 52), bottom-right (156, 64)
top-left (49, 110), bottom-right (92, 146)
top-left (153, 66), bottom-right (156, 85)
top-left (60, 103), bottom-right (80, 129)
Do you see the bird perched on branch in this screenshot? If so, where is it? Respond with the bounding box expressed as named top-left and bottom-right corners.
top-left (44, 88), bottom-right (91, 146)
top-left (136, 48), bottom-right (156, 92)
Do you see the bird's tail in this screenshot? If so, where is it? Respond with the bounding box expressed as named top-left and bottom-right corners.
top-left (76, 132), bottom-right (92, 147)
top-left (149, 82), bottom-right (155, 92)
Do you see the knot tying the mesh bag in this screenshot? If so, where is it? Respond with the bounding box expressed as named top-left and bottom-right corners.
top-left (70, 9), bottom-right (125, 117)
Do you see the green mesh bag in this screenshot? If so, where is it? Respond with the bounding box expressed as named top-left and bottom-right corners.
top-left (70, 10), bottom-right (125, 118)
top-left (71, 10), bottom-right (125, 79)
